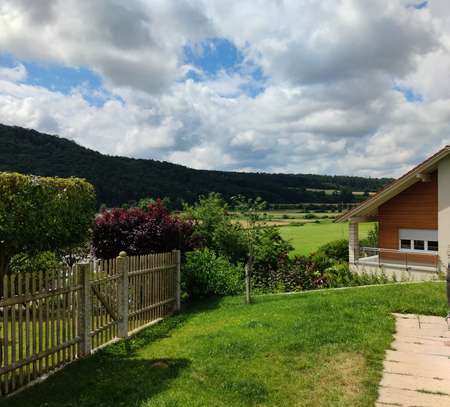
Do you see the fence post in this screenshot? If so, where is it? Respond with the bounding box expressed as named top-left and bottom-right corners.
top-left (78, 262), bottom-right (92, 357)
top-left (173, 250), bottom-right (181, 312)
top-left (117, 251), bottom-right (129, 338)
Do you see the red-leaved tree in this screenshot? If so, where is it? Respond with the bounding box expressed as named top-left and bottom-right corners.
top-left (92, 199), bottom-right (196, 259)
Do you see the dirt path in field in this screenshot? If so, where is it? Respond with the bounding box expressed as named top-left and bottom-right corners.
top-left (376, 313), bottom-right (450, 407)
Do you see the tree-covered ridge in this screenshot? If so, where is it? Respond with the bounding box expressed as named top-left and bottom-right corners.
top-left (0, 123), bottom-right (392, 207)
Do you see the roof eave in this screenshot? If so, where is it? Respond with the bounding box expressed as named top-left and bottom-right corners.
top-left (336, 146), bottom-right (450, 223)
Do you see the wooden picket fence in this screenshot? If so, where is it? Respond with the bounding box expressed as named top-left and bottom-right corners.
top-left (0, 250), bottom-right (181, 396)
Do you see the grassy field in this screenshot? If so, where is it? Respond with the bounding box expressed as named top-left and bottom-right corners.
top-left (4, 282), bottom-right (446, 407)
top-left (279, 222), bottom-right (375, 256)
top-left (226, 209), bottom-right (375, 256)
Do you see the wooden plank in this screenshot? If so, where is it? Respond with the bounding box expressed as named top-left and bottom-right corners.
top-left (10, 274), bottom-right (16, 391)
top-left (0, 337), bottom-right (80, 375)
top-left (128, 298), bottom-right (176, 318)
top-left (3, 275), bottom-right (10, 395)
top-left (127, 264), bottom-right (175, 277)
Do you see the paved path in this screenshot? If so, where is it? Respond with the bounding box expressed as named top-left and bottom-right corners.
top-left (377, 313), bottom-right (450, 407)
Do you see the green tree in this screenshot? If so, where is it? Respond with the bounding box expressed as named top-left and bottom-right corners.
top-left (183, 193), bottom-right (247, 262)
top-left (231, 195), bottom-right (268, 304)
top-left (0, 172), bottom-right (96, 277)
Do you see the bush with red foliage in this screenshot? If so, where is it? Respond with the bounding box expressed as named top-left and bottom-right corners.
top-left (92, 199), bottom-right (196, 259)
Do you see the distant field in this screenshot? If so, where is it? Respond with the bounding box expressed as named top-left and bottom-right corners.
top-left (279, 221), bottom-right (375, 256)
top-left (230, 210), bottom-right (341, 227)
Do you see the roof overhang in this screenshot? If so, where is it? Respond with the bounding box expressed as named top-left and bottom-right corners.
top-left (336, 145), bottom-right (450, 223)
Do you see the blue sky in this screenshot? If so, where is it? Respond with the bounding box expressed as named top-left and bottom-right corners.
top-left (0, 0), bottom-right (448, 178)
top-left (394, 84), bottom-right (423, 103)
top-left (0, 53), bottom-right (120, 107)
top-left (1, 37), bottom-right (264, 105)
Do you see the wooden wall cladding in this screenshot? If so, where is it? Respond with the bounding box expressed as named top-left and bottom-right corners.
top-left (378, 171), bottom-right (438, 249)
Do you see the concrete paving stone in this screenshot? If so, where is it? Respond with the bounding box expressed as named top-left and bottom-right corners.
top-left (377, 314), bottom-right (450, 406)
top-left (383, 360), bottom-right (450, 381)
top-left (378, 386), bottom-right (450, 407)
top-left (380, 372), bottom-right (450, 395)
top-left (392, 328), bottom-right (449, 339)
top-left (385, 350), bottom-right (450, 369)
top-left (392, 335), bottom-right (450, 347)
top-left (390, 341), bottom-right (450, 357)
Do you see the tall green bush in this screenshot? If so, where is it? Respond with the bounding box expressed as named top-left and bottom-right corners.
top-left (316, 239), bottom-right (349, 262)
top-left (0, 172), bottom-right (96, 277)
top-left (183, 248), bottom-right (244, 298)
top-left (183, 193), bottom-right (247, 262)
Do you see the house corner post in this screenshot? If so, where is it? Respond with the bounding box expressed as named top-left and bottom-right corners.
top-left (349, 221), bottom-right (359, 264)
top-left (78, 262), bottom-right (92, 357)
top-left (173, 249), bottom-right (181, 312)
top-left (446, 246), bottom-right (450, 324)
top-left (117, 251), bottom-right (129, 338)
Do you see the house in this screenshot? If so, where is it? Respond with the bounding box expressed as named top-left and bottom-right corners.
top-left (337, 146), bottom-right (450, 281)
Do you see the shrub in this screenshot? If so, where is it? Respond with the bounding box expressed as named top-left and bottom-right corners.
top-left (0, 172), bottom-right (95, 277)
top-left (316, 239), bottom-right (349, 263)
top-left (252, 227), bottom-right (293, 288)
top-left (323, 262), bottom-right (356, 287)
top-left (324, 262), bottom-right (390, 287)
top-left (253, 253), bottom-right (330, 293)
top-left (303, 213), bottom-right (317, 219)
top-left (365, 223), bottom-right (379, 247)
top-left (9, 251), bottom-right (61, 275)
top-left (183, 248), bottom-right (244, 297)
top-left (92, 199), bottom-right (196, 259)
top-left (183, 193), bottom-right (247, 262)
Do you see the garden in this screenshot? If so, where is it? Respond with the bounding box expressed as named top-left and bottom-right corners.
top-left (3, 282), bottom-right (446, 407)
top-left (1, 174), bottom-right (384, 301)
top-left (1, 172), bottom-right (447, 406)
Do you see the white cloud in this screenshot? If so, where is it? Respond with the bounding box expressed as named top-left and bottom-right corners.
top-left (1, 0), bottom-right (450, 178)
top-left (0, 63), bottom-right (26, 82)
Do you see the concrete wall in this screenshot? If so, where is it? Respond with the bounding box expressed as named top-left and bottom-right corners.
top-left (350, 263), bottom-right (441, 282)
top-left (438, 155), bottom-right (450, 270)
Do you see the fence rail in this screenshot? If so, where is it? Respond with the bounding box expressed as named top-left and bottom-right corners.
top-left (0, 250), bottom-right (181, 396)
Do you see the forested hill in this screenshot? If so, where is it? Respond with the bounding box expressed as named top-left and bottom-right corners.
top-left (0, 124), bottom-right (391, 207)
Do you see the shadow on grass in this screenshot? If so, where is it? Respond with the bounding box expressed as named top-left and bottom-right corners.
top-left (4, 357), bottom-right (190, 407)
top-left (2, 298), bottom-right (224, 407)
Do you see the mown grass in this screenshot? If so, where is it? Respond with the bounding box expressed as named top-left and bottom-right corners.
top-left (3, 282), bottom-right (446, 407)
top-left (279, 221), bottom-right (375, 256)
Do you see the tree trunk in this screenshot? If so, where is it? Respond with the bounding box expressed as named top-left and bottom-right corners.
top-left (245, 256), bottom-right (253, 304)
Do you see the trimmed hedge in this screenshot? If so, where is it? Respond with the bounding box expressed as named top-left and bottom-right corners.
top-left (0, 172), bottom-right (95, 275)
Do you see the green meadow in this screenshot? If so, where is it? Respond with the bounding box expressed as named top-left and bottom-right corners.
top-left (279, 221), bottom-right (375, 256)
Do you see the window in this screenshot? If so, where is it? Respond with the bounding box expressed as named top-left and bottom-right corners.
top-left (400, 239), bottom-right (411, 250)
top-left (399, 229), bottom-right (438, 253)
top-left (427, 241), bottom-right (438, 251)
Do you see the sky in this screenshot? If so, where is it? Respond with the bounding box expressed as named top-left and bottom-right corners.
top-left (0, 0), bottom-right (450, 177)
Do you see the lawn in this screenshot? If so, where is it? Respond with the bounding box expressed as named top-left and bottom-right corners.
top-left (4, 282), bottom-right (446, 407)
top-left (279, 221), bottom-right (375, 256)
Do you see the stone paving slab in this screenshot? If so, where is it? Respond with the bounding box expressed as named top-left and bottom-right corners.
top-left (377, 387), bottom-right (450, 407)
top-left (391, 341), bottom-right (450, 357)
top-left (377, 313), bottom-right (450, 407)
top-left (380, 372), bottom-right (450, 395)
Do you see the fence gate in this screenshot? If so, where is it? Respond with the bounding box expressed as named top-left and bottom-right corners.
top-left (0, 250), bottom-right (181, 397)
top-left (90, 259), bottom-right (121, 349)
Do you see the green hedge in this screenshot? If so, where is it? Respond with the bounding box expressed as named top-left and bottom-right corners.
top-left (0, 172), bottom-right (96, 276)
